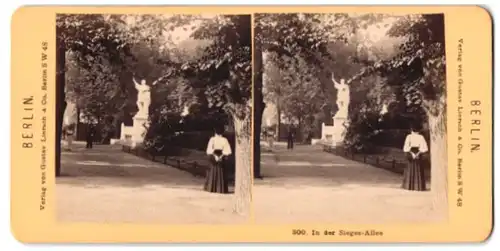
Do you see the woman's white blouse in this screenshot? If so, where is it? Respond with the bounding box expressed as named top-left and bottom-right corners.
top-left (206, 135), bottom-right (232, 156)
top-left (403, 133), bottom-right (429, 153)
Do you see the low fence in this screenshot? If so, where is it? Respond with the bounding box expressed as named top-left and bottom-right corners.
top-left (121, 144), bottom-right (235, 183)
top-left (121, 144), bottom-right (208, 177)
top-left (321, 143), bottom-right (431, 179)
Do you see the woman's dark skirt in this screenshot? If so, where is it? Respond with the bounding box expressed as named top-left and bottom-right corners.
top-left (402, 152), bottom-right (427, 191)
top-left (204, 155), bottom-right (228, 194)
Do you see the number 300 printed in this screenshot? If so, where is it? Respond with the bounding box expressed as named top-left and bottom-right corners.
top-left (292, 229), bottom-right (307, 235)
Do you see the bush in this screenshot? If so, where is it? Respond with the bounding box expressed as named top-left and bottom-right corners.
top-left (143, 116), bottom-right (236, 155)
top-left (343, 105), bottom-right (430, 154)
top-left (343, 107), bottom-right (382, 153)
top-left (143, 130), bottom-right (236, 178)
top-left (141, 107), bottom-right (237, 177)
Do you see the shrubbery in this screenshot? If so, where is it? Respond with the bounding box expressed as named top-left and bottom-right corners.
top-left (141, 109), bottom-right (236, 173)
top-left (343, 99), bottom-right (429, 154)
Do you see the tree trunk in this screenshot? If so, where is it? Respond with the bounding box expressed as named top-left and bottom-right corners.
top-left (297, 117), bottom-right (303, 143)
top-left (253, 45), bottom-right (264, 178)
top-left (276, 102), bottom-right (281, 140)
top-left (76, 107), bottom-right (81, 137)
top-left (232, 113), bottom-right (252, 216)
top-left (55, 36), bottom-right (66, 177)
top-left (428, 110), bottom-right (448, 218)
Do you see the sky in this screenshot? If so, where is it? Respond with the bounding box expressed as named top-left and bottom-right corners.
top-left (124, 13), bottom-right (402, 55)
top-left (357, 16), bottom-right (403, 60)
top-left (359, 16), bottom-right (398, 43)
top-left (124, 14), bottom-right (217, 47)
top-left (319, 14), bottom-right (403, 58)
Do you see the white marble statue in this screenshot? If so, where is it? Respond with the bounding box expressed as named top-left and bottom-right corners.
top-left (131, 72), bottom-right (174, 118)
top-left (133, 77), bottom-right (152, 117)
top-left (331, 73), bottom-right (351, 118)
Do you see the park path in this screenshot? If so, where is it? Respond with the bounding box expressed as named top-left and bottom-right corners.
top-left (57, 142), bottom-right (246, 224)
top-left (253, 144), bottom-right (441, 224)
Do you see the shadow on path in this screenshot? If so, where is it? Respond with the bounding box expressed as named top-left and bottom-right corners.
top-left (58, 143), bottom-right (235, 191)
top-left (258, 144), bottom-right (427, 189)
top-left (57, 143), bottom-right (242, 224)
top-left (254, 144), bottom-right (439, 224)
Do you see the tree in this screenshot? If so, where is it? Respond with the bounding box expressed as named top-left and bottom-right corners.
top-left (56, 14), bottom-right (132, 176)
top-left (351, 14), bottom-right (447, 213)
top-left (191, 15), bottom-right (252, 215)
top-left (387, 14), bottom-right (447, 214)
top-left (150, 15), bottom-right (252, 215)
top-left (264, 53), bottom-right (326, 141)
top-left (254, 13), bottom-right (330, 176)
top-left (65, 50), bottom-right (128, 142)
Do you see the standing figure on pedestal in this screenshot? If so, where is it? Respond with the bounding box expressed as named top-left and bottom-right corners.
top-left (331, 73), bottom-right (350, 119)
top-left (133, 76), bottom-right (151, 118)
top-left (128, 73), bottom-right (171, 145)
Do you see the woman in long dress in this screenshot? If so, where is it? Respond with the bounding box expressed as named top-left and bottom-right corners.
top-left (204, 126), bottom-right (232, 193)
top-left (402, 125), bottom-right (429, 191)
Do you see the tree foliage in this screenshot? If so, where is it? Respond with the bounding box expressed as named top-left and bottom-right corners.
top-left (56, 14), bottom-right (131, 72)
top-left (185, 15), bottom-right (252, 119)
top-left (65, 51), bottom-right (127, 126)
top-left (254, 13), bottom-right (392, 133)
top-left (263, 52), bottom-right (326, 140)
top-left (355, 14), bottom-right (446, 116)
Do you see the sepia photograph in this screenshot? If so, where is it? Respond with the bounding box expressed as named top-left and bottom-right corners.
top-left (9, 5), bottom-right (493, 243)
top-left (55, 13), bottom-right (252, 224)
top-left (253, 13), bottom-right (448, 223)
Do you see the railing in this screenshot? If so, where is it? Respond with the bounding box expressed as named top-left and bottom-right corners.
top-left (121, 144), bottom-right (209, 178)
top-left (321, 143), bottom-right (430, 178)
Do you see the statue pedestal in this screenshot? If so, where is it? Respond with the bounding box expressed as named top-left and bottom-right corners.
top-left (132, 115), bottom-right (149, 144)
top-left (332, 116), bottom-right (348, 144)
top-left (120, 114), bottom-right (150, 148)
top-left (321, 116), bottom-right (348, 147)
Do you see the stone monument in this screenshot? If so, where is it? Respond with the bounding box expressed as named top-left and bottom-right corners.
top-left (120, 77), bottom-right (152, 148)
top-left (63, 101), bottom-right (78, 126)
top-left (321, 73), bottom-right (351, 146)
top-left (134, 78), bottom-right (151, 118)
top-left (333, 74), bottom-right (350, 120)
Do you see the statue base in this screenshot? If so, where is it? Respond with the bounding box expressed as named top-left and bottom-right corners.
top-left (120, 114), bottom-right (150, 148)
top-left (321, 116), bottom-right (348, 147)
